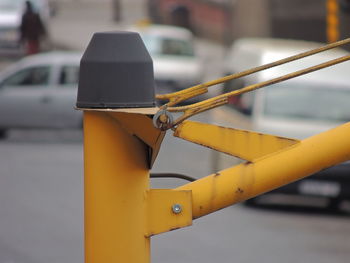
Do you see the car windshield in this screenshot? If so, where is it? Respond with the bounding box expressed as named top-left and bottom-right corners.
top-left (263, 83), bottom-right (350, 122)
top-left (141, 34), bottom-right (194, 57)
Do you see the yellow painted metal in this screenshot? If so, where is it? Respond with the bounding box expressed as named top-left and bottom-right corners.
top-left (145, 189), bottom-right (192, 237)
top-left (84, 111), bottom-right (151, 262)
top-left (327, 0), bottom-right (339, 43)
top-left (174, 120), bottom-right (299, 161)
top-left (83, 111), bottom-right (193, 263)
top-left (156, 84), bottom-right (208, 107)
top-left (107, 112), bottom-right (165, 167)
top-left (177, 122), bottom-right (350, 219)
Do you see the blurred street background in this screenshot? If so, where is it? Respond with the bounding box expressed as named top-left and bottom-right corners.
top-left (1, 0), bottom-right (350, 263)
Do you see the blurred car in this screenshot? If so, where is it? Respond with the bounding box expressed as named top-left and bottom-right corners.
top-left (0, 51), bottom-right (82, 138)
top-left (212, 38), bottom-right (350, 210)
top-left (130, 24), bottom-right (204, 95)
top-left (0, 0), bottom-right (51, 53)
top-left (0, 26), bottom-right (202, 137)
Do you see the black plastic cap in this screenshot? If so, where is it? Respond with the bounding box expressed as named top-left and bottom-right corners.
top-left (76, 31), bottom-right (156, 108)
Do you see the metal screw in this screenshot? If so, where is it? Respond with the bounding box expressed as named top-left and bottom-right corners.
top-left (172, 204), bottom-right (182, 214)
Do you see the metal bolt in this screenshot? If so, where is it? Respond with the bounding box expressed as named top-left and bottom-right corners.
top-left (172, 204), bottom-right (182, 214)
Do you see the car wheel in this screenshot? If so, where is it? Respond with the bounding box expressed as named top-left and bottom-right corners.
top-left (0, 129), bottom-right (7, 140)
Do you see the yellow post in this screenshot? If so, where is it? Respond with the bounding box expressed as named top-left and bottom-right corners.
top-left (327, 0), bottom-right (339, 43)
top-left (78, 32), bottom-right (193, 263)
top-left (83, 110), bottom-right (192, 262)
top-left (84, 111), bottom-right (150, 262)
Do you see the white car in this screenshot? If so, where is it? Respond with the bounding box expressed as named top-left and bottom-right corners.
top-left (130, 24), bottom-right (204, 95)
top-left (212, 38), bottom-right (350, 209)
top-left (0, 0), bottom-right (51, 52)
top-left (0, 51), bottom-right (81, 138)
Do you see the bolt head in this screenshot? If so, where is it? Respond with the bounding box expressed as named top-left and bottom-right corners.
top-left (172, 204), bottom-right (182, 214)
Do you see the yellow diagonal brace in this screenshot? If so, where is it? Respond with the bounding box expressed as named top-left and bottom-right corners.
top-left (145, 189), bottom-right (192, 237)
top-left (174, 120), bottom-right (299, 161)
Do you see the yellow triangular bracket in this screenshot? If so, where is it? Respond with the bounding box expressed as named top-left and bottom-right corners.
top-left (145, 189), bottom-right (192, 237)
top-left (107, 112), bottom-right (166, 168)
top-left (174, 121), bottom-right (300, 162)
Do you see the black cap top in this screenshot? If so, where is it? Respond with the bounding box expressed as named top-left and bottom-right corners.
top-left (76, 31), bottom-right (156, 109)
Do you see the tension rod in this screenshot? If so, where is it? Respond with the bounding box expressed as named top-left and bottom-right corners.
top-left (156, 38), bottom-right (350, 108)
top-left (153, 53), bottom-right (350, 130)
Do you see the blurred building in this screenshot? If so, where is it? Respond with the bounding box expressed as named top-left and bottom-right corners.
top-left (148, 0), bottom-right (350, 45)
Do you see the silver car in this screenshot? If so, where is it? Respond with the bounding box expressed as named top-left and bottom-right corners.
top-left (0, 27), bottom-right (204, 138)
top-left (0, 51), bottom-right (82, 138)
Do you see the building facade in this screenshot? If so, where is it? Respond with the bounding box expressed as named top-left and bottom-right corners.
top-left (148, 0), bottom-right (350, 45)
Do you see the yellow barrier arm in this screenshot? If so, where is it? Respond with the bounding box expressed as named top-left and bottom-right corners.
top-left (176, 122), bottom-right (350, 219)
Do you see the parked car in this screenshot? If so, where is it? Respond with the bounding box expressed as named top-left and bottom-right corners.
top-left (0, 0), bottom-right (51, 53)
top-left (0, 26), bottom-right (202, 137)
top-left (211, 38), bottom-right (350, 210)
top-left (0, 51), bottom-right (82, 138)
top-left (130, 24), bottom-right (204, 95)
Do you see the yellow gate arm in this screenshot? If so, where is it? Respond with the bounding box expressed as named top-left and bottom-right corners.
top-left (175, 121), bottom-right (350, 219)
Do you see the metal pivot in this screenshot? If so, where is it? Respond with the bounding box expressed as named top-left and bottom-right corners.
top-left (152, 108), bottom-right (174, 130)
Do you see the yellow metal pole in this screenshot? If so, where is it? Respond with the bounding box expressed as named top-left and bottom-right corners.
top-left (327, 0), bottom-right (339, 43)
top-left (177, 122), bottom-right (350, 219)
top-left (84, 111), bottom-right (150, 262)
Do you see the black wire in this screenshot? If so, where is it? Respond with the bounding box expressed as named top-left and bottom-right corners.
top-left (150, 173), bottom-right (196, 182)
